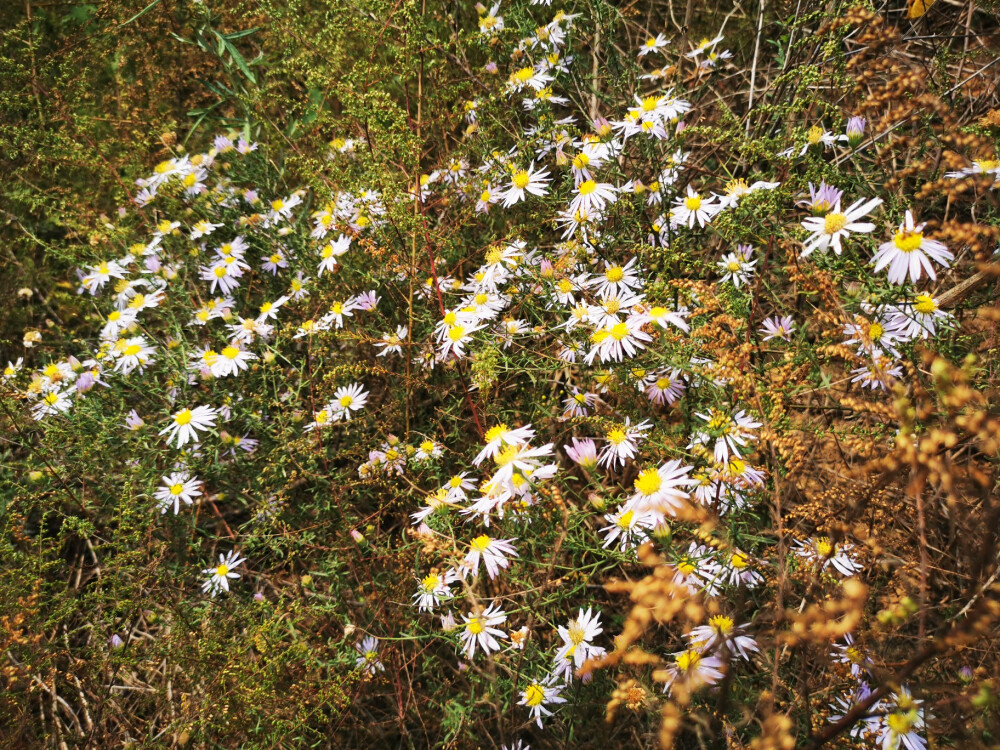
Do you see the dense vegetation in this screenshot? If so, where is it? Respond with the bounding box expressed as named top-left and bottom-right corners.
top-left (2, 0), bottom-right (1000, 747)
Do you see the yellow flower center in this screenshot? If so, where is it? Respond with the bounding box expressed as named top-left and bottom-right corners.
top-left (635, 468), bottom-right (662, 496)
top-left (421, 573), bottom-right (439, 590)
top-left (512, 66), bottom-right (534, 84)
top-left (606, 427), bottom-right (627, 445)
top-left (616, 509), bottom-right (635, 529)
top-left (807, 125), bottom-right (824, 145)
top-left (727, 261), bottom-right (741, 272)
top-left (823, 212), bottom-right (848, 234)
top-left (484, 424), bottom-right (508, 443)
top-left (470, 535), bottom-right (492, 552)
top-left (641, 96), bottom-right (659, 112)
top-left (605, 265), bottom-right (624, 283)
top-left (914, 294), bottom-right (936, 315)
top-left (485, 247), bottom-right (504, 265)
top-left (494, 444), bottom-right (520, 467)
top-left (447, 325), bottom-right (466, 342)
top-left (815, 537), bottom-right (833, 557)
top-left (709, 615), bottom-right (734, 634)
top-left (731, 551), bottom-right (748, 569)
top-left (44, 392), bottom-right (59, 405)
top-left (524, 684), bottom-right (545, 707)
top-left (123, 344), bottom-right (141, 357)
top-left (868, 322), bottom-right (884, 341)
top-left (512, 170), bottom-right (531, 189)
top-left (886, 712), bottom-right (915, 735)
top-left (339, 395), bottom-right (354, 408)
top-left (215, 564), bottom-right (229, 577)
top-left (676, 649), bottom-right (701, 673)
top-left (467, 617), bottom-right (484, 635)
top-left (677, 557), bottom-right (697, 575)
top-left (893, 230), bottom-right (924, 253)
top-left (222, 346), bottom-right (239, 360)
top-left (684, 195), bottom-right (702, 210)
top-left (726, 178), bottom-right (749, 196)
top-left (610, 322), bottom-right (630, 341)
top-left (578, 179), bottom-right (597, 196)
top-left (174, 409), bottom-right (193, 426)
top-left (420, 440), bottom-right (435, 453)
top-left (170, 483), bottom-right (184, 496)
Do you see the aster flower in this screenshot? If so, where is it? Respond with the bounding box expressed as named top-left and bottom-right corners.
top-left (800, 196), bottom-right (882, 257)
top-left (686, 615), bottom-right (758, 661)
top-left (600, 504), bottom-right (657, 552)
top-left (597, 418), bottom-right (652, 468)
top-left (629, 460), bottom-right (694, 516)
top-left (459, 602), bottom-right (507, 659)
top-left (760, 315), bottom-right (795, 342)
top-left (717, 245), bottom-right (757, 288)
top-left (661, 648), bottom-right (726, 696)
top-left (878, 688), bottom-right (927, 750)
top-left (474, 422), bottom-right (536, 465)
top-left (568, 179), bottom-right (617, 217)
top-left (201, 549), bottom-right (245, 596)
top-left (518, 675), bottom-right (567, 728)
top-left (462, 535), bottom-right (518, 580)
top-left (331, 383), bottom-right (369, 421)
top-left (154, 472), bottom-right (202, 515)
top-left (160, 405), bottom-right (218, 448)
top-left (794, 536), bottom-right (863, 576)
top-left (562, 388), bottom-right (598, 418)
top-left (554, 607), bottom-right (604, 672)
top-left (412, 570), bottom-right (456, 612)
top-left (354, 635), bottom-right (386, 676)
top-left (564, 437), bottom-right (598, 470)
top-left (800, 181), bottom-right (844, 215)
top-left (670, 186), bottom-right (720, 228)
top-left (500, 163), bottom-right (551, 207)
top-left (872, 211), bottom-right (953, 285)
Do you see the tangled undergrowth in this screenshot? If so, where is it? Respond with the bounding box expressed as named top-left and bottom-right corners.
top-left (2, 0), bottom-right (1000, 747)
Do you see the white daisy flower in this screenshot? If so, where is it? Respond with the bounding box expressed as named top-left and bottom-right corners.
top-left (201, 549), bottom-right (245, 596)
top-left (629, 460), bottom-right (694, 516)
top-left (462, 535), bottom-right (518, 580)
top-left (518, 675), bottom-right (567, 728)
top-left (872, 211), bottom-right (953, 284)
top-left (661, 648), bottom-right (726, 696)
top-left (638, 33), bottom-right (669, 57)
top-left (670, 186), bottom-right (720, 228)
top-left (354, 635), bottom-right (386, 675)
top-left (459, 602), bottom-right (507, 659)
top-left (500, 163), bottom-right (551, 207)
top-left (800, 196), bottom-right (882, 257)
top-left (794, 536), bottom-right (863, 576)
top-left (160, 405), bottom-right (218, 448)
top-left (331, 383), bottom-right (369, 421)
top-left (154, 471), bottom-right (202, 515)
top-left (597, 418), bottom-right (652, 469)
top-left (473, 423), bottom-right (536, 465)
